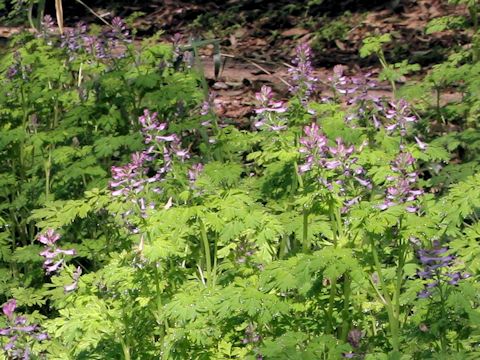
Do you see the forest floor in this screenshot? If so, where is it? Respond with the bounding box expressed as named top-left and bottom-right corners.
top-left (0, 0), bottom-right (471, 120)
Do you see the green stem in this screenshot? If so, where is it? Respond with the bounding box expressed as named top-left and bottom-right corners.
top-left (294, 161), bottom-right (304, 190)
top-left (120, 337), bottom-right (131, 360)
top-left (325, 277), bottom-right (337, 334)
top-left (370, 237), bottom-right (399, 352)
top-left (302, 209), bottom-right (309, 252)
top-left (325, 196), bottom-right (343, 334)
top-left (393, 238), bottom-right (407, 321)
top-left (199, 218), bottom-right (213, 287)
top-left (44, 148), bottom-right (51, 200)
top-left (437, 277), bottom-right (448, 354)
top-left (340, 274), bottom-right (352, 342)
top-left (378, 51), bottom-right (397, 99)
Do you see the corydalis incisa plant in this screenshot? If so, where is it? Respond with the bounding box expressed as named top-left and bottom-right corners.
top-left (0, 299), bottom-right (48, 359)
top-left (110, 109), bottom-right (194, 232)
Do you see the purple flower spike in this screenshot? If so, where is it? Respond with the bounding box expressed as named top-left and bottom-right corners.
top-left (37, 230), bottom-right (75, 275)
top-left (37, 229), bottom-right (61, 246)
top-left (347, 328), bottom-right (363, 348)
top-left (384, 99), bottom-right (417, 136)
top-left (416, 241), bottom-right (470, 298)
top-left (299, 123), bottom-right (328, 155)
top-left (64, 266), bottom-right (82, 293)
top-left (2, 299), bottom-right (16, 320)
top-left (289, 43), bottom-right (317, 101)
top-left (254, 86), bottom-right (288, 131)
top-left (111, 17), bottom-right (130, 39)
top-left (379, 151), bottom-right (422, 211)
top-left (188, 163), bottom-right (204, 183)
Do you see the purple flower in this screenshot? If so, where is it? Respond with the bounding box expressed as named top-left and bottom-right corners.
top-left (64, 266), bottom-right (82, 293)
top-left (254, 86), bottom-right (288, 131)
top-left (418, 289), bottom-right (431, 298)
top-left (83, 35), bottom-right (107, 59)
top-left (255, 85), bottom-right (287, 114)
top-left (37, 230), bottom-right (75, 274)
top-left (61, 22), bottom-right (88, 56)
top-left (138, 109), bottom-right (167, 144)
top-left (384, 99), bottom-right (417, 136)
top-left (243, 323), bottom-right (261, 344)
top-left (299, 123), bottom-right (328, 159)
top-left (38, 15), bottom-right (56, 43)
top-left (289, 43), bottom-right (317, 101)
top-left (414, 136), bottom-right (428, 151)
top-left (2, 300), bottom-right (16, 320)
top-left (6, 51), bottom-right (31, 81)
top-left (188, 163), bottom-right (204, 183)
top-left (347, 328), bottom-right (363, 348)
top-left (416, 241), bottom-right (469, 298)
top-left (110, 17), bottom-right (130, 40)
top-left (0, 299), bottom-right (47, 359)
top-left (379, 151), bottom-right (423, 211)
top-left (37, 229), bottom-right (61, 246)
top-left (299, 124), bottom-right (371, 193)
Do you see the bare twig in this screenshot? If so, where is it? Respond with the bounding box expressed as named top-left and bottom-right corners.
top-left (74, 0), bottom-right (111, 26)
top-left (221, 52), bottom-right (291, 87)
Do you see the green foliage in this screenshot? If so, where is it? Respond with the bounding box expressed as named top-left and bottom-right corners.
top-left (1, 2), bottom-right (480, 359)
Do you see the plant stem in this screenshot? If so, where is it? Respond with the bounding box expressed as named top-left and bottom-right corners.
top-left (325, 277), bottom-right (337, 334)
top-left (302, 209), bottom-right (309, 252)
top-left (370, 237), bottom-right (400, 352)
top-left (120, 337), bottom-right (131, 360)
top-left (199, 218), bottom-right (213, 287)
top-left (393, 238), bottom-right (407, 321)
top-left (378, 51), bottom-right (397, 99)
top-left (437, 278), bottom-right (448, 354)
top-left (340, 274), bottom-right (352, 342)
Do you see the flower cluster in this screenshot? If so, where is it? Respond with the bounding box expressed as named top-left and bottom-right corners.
top-left (38, 15), bottom-right (56, 44)
top-left (60, 17), bottom-right (131, 61)
top-left (299, 123), bottom-right (370, 188)
top-left (298, 123), bottom-right (328, 173)
top-left (61, 22), bottom-right (88, 56)
top-left (242, 323), bottom-right (261, 344)
top-left (110, 17), bottom-right (130, 41)
top-left (343, 328), bottom-right (364, 358)
top-left (299, 123), bottom-right (371, 213)
top-left (329, 65), bottom-right (378, 104)
top-left (138, 109), bottom-right (168, 144)
top-left (188, 163), bottom-right (204, 183)
top-left (0, 299), bottom-right (48, 359)
top-left (416, 241), bottom-right (470, 298)
top-left (37, 229), bottom-right (76, 274)
top-left (253, 85), bottom-right (288, 131)
top-left (379, 152), bottom-right (423, 212)
top-left (6, 52), bottom-right (31, 81)
top-left (288, 43), bottom-right (317, 101)
top-left (111, 152), bottom-right (154, 197)
top-left (64, 266), bottom-right (82, 293)
top-left (384, 99), bottom-right (417, 137)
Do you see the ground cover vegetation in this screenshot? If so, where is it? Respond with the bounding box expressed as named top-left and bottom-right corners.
top-left (1, 0), bottom-right (480, 359)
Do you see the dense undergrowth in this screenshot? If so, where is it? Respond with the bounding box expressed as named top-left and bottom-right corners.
top-left (1, 1), bottom-right (480, 359)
